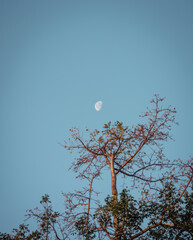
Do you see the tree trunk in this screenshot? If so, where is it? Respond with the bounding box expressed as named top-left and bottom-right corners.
top-left (110, 155), bottom-right (118, 234)
top-left (111, 169), bottom-right (117, 200)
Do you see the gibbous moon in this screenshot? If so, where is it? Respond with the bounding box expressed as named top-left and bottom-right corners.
top-left (95, 101), bottom-right (103, 111)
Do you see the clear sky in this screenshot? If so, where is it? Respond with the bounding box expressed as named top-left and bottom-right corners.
top-left (1, 0), bottom-right (193, 233)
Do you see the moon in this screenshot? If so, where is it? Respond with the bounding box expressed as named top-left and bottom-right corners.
top-left (95, 101), bottom-right (103, 111)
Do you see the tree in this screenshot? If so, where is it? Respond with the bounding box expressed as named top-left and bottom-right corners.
top-left (62, 94), bottom-right (192, 239)
top-left (0, 194), bottom-right (68, 240)
top-left (1, 95), bottom-right (192, 239)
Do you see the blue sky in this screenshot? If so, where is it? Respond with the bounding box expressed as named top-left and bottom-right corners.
top-left (1, 0), bottom-right (193, 233)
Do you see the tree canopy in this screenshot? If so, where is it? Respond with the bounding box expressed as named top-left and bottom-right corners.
top-left (1, 95), bottom-right (192, 239)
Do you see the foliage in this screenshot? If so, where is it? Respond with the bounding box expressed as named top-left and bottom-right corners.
top-left (0, 224), bottom-right (42, 240)
top-left (94, 189), bottom-right (144, 239)
top-left (92, 185), bottom-right (193, 239)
